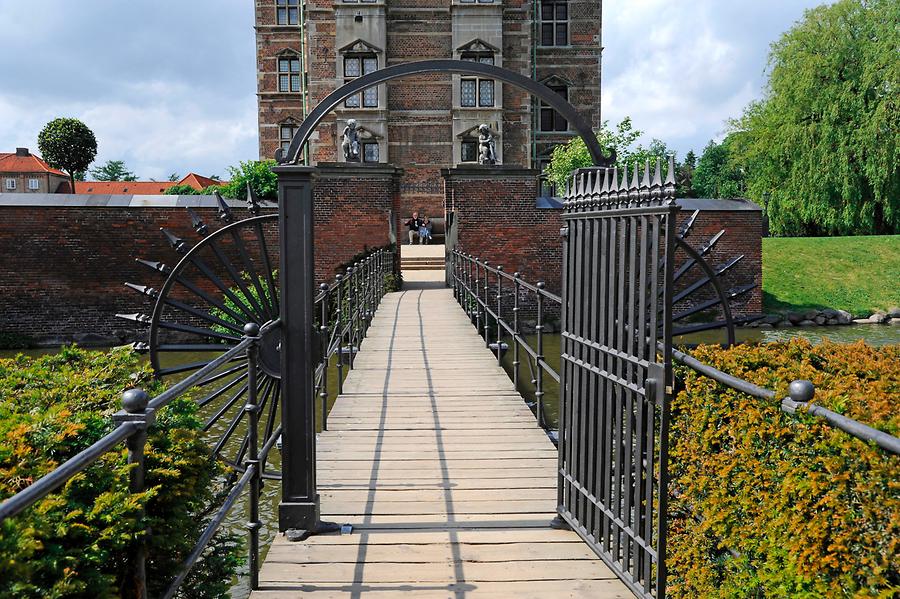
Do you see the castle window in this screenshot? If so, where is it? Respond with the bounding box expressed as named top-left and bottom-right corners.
top-left (278, 55), bottom-right (301, 93)
top-left (540, 84), bottom-right (569, 131)
top-left (540, 0), bottom-right (568, 46)
top-left (362, 141), bottom-right (379, 163)
top-left (276, 0), bottom-right (299, 25)
top-left (5, 178), bottom-right (15, 190)
top-left (28, 178), bottom-right (39, 190)
top-left (343, 55), bottom-right (378, 108)
top-left (461, 138), bottom-right (478, 162)
top-left (280, 123), bottom-right (298, 153)
top-left (460, 52), bottom-right (494, 107)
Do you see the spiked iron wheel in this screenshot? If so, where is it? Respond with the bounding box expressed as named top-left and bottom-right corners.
top-left (121, 202), bottom-right (284, 479)
top-left (669, 209), bottom-right (760, 346)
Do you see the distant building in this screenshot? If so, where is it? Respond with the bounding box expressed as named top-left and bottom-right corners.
top-left (74, 173), bottom-right (223, 195)
top-left (254, 0), bottom-right (602, 216)
top-left (0, 148), bottom-right (70, 193)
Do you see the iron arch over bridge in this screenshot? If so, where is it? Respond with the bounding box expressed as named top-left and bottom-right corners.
top-left (275, 59), bottom-right (612, 167)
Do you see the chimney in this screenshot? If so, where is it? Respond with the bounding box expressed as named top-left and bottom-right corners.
top-left (15, 147), bottom-right (29, 157)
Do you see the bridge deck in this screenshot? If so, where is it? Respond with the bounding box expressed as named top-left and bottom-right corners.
top-left (252, 285), bottom-right (629, 598)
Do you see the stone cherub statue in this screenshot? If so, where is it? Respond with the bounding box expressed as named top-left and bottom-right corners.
top-left (342, 119), bottom-right (361, 162)
top-left (477, 124), bottom-right (496, 165)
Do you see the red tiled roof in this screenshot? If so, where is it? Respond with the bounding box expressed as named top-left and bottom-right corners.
top-left (0, 151), bottom-right (67, 176)
top-left (74, 181), bottom-right (177, 194)
top-left (73, 173), bottom-right (226, 195)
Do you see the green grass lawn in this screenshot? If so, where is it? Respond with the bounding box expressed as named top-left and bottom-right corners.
top-left (763, 235), bottom-right (900, 317)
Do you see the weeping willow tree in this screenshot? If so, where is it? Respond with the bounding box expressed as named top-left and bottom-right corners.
top-left (731, 0), bottom-right (899, 236)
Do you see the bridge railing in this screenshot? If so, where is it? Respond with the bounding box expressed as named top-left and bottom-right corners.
top-left (0, 248), bottom-right (394, 596)
top-left (450, 250), bottom-right (561, 432)
top-left (448, 248), bottom-right (900, 456)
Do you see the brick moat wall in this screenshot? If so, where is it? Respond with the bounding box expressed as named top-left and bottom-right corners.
top-left (0, 170), bottom-right (398, 345)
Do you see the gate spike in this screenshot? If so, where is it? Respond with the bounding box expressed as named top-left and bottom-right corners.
top-left (593, 168), bottom-right (604, 195)
top-left (186, 207), bottom-right (208, 236)
top-left (124, 282), bottom-right (159, 299)
top-left (663, 154), bottom-right (677, 199)
top-left (116, 312), bottom-right (152, 325)
top-left (160, 228), bottom-right (189, 254)
top-left (639, 160), bottom-right (652, 203)
top-left (135, 258), bottom-right (171, 275)
top-left (678, 209), bottom-right (700, 238)
top-left (650, 158), bottom-right (663, 202)
top-left (215, 191), bottom-right (234, 223)
top-left (630, 160), bottom-right (640, 191)
top-left (246, 182), bottom-right (260, 216)
top-left (599, 167), bottom-right (610, 197)
top-left (617, 163), bottom-right (629, 204)
top-left (609, 166), bottom-right (619, 195)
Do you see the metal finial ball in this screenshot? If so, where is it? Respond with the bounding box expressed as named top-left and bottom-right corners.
top-left (244, 322), bottom-right (261, 337)
top-left (122, 388), bottom-right (150, 413)
top-left (537, 281), bottom-right (545, 289)
top-left (320, 283), bottom-right (329, 291)
top-left (788, 380), bottom-right (815, 403)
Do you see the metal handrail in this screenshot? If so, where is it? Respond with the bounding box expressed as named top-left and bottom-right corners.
top-left (449, 248), bottom-right (899, 456)
top-left (671, 347), bottom-right (900, 455)
top-left (450, 250), bottom-right (561, 431)
top-left (0, 247), bottom-right (396, 596)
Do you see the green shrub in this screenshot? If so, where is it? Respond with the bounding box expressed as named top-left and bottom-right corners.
top-left (0, 347), bottom-right (242, 598)
top-left (163, 184), bottom-right (202, 196)
top-left (669, 339), bottom-right (899, 597)
top-left (220, 160), bottom-right (277, 201)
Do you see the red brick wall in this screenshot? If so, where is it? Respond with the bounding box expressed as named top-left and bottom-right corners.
top-left (443, 168), bottom-right (763, 320)
top-left (0, 169), bottom-right (398, 344)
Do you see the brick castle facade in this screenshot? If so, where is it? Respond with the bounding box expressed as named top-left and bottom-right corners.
top-left (254, 0), bottom-right (602, 218)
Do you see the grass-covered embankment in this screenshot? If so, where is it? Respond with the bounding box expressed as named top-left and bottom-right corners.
top-left (763, 235), bottom-right (900, 316)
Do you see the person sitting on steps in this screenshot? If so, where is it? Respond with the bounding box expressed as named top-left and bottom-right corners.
top-left (404, 211), bottom-right (421, 245)
top-left (419, 215), bottom-right (433, 245)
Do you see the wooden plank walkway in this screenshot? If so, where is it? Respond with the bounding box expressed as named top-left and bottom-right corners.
top-left (252, 285), bottom-right (630, 598)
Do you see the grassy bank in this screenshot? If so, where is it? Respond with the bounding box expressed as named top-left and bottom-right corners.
top-left (762, 235), bottom-right (900, 316)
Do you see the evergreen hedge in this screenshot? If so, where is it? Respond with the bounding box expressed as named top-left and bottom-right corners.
top-left (0, 347), bottom-right (242, 598)
top-left (669, 339), bottom-right (899, 597)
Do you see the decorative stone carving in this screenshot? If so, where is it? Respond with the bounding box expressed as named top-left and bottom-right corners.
top-left (477, 124), bottom-right (496, 165)
top-left (342, 119), bottom-right (361, 162)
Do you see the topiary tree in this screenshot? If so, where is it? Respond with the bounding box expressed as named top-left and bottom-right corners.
top-left (37, 118), bottom-right (98, 193)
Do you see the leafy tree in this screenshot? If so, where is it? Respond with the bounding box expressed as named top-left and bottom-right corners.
top-left (545, 117), bottom-right (641, 191)
top-left (163, 184), bottom-right (201, 196)
top-left (677, 150), bottom-right (698, 198)
top-left (220, 160), bottom-right (278, 201)
top-left (37, 118), bottom-right (98, 193)
top-left (730, 0), bottom-right (899, 235)
top-left (167, 172), bottom-right (180, 182)
top-left (89, 159), bottom-right (137, 182)
top-left (693, 138), bottom-right (746, 198)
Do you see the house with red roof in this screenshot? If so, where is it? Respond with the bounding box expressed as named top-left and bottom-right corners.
top-left (0, 148), bottom-right (70, 193)
top-left (74, 173), bottom-right (223, 195)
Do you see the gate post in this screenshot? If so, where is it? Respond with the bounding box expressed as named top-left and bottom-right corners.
top-left (274, 165), bottom-right (321, 533)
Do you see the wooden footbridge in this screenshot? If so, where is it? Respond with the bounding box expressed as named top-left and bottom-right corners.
top-left (252, 284), bottom-right (629, 598)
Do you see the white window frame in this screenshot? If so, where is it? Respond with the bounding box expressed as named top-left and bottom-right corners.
top-left (5, 178), bottom-right (16, 191)
top-left (28, 178), bottom-right (40, 190)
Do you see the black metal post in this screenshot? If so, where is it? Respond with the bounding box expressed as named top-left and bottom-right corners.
top-left (513, 272), bottom-right (521, 389)
top-left (243, 323), bottom-right (261, 590)
top-left (496, 265), bottom-right (503, 364)
top-left (535, 282), bottom-right (545, 429)
top-left (347, 266), bottom-right (356, 370)
top-left (319, 283), bottom-right (329, 431)
top-left (474, 257), bottom-right (482, 334)
top-left (114, 388), bottom-right (154, 599)
top-left (273, 164), bottom-right (321, 533)
top-left (335, 273), bottom-right (344, 395)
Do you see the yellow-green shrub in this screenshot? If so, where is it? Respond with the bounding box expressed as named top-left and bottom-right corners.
top-left (669, 339), bottom-right (899, 597)
top-left (0, 347), bottom-right (242, 598)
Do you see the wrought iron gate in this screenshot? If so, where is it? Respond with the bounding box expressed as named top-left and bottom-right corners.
top-left (557, 159), bottom-right (678, 599)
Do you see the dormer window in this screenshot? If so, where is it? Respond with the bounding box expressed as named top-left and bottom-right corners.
top-left (459, 43), bottom-right (496, 108)
top-left (278, 54), bottom-right (301, 93)
top-left (276, 0), bottom-right (299, 25)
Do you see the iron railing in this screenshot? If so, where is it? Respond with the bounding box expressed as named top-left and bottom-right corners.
top-left (450, 250), bottom-right (561, 432)
top-left (0, 248), bottom-right (394, 596)
top-left (314, 247), bottom-right (392, 431)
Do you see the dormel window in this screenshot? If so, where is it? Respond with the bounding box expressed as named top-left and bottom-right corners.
top-left (540, 83), bottom-right (569, 131)
top-left (279, 122), bottom-right (299, 153)
top-left (458, 40), bottom-right (497, 108)
top-left (540, 0), bottom-right (568, 47)
top-left (28, 178), bottom-right (39, 190)
top-left (4, 178), bottom-right (15, 190)
top-left (276, 0), bottom-right (299, 25)
top-left (461, 137), bottom-right (478, 162)
top-left (340, 40), bottom-right (382, 109)
top-left (278, 54), bottom-right (301, 93)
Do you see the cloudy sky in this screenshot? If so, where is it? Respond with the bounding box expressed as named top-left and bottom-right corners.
top-left (0, 0), bottom-right (826, 180)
